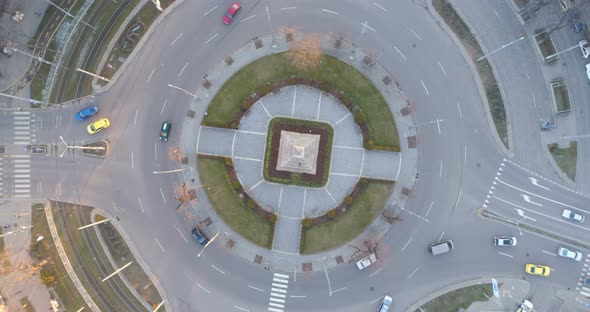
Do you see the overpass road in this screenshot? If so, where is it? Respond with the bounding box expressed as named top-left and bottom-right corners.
top-left (0, 0), bottom-right (589, 311)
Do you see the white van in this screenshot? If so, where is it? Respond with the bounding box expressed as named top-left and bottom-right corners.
top-left (428, 240), bottom-right (454, 255)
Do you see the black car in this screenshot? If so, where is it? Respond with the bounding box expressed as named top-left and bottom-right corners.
top-left (160, 121), bottom-right (171, 141)
top-left (192, 227), bottom-right (209, 245)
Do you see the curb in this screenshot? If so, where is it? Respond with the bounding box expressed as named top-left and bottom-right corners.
top-left (92, 0), bottom-right (185, 93)
top-left (427, 0), bottom-right (513, 157)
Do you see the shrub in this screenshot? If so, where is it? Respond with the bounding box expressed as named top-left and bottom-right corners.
top-left (228, 120), bottom-right (239, 129)
top-left (301, 218), bottom-right (313, 228)
top-left (358, 178), bottom-right (369, 187)
top-left (259, 85), bottom-right (271, 95)
top-left (353, 110), bottom-right (366, 124)
top-left (267, 213), bottom-right (278, 223)
top-left (326, 209), bottom-right (337, 218)
top-left (247, 198), bottom-right (256, 209)
top-left (241, 100), bottom-right (253, 110)
top-left (40, 270), bottom-right (55, 285)
top-left (225, 158), bottom-right (233, 166)
top-left (231, 180), bottom-right (241, 190)
top-left (343, 196), bottom-right (353, 205)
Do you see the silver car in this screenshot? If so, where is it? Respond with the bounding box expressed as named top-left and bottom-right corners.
top-left (494, 236), bottom-right (517, 246)
top-left (558, 247), bottom-right (583, 261)
top-left (562, 209), bottom-right (584, 223)
top-left (377, 295), bottom-right (392, 312)
top-left (580, 40), bottom-right (590, 58)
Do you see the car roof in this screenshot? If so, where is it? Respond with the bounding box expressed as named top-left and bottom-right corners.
top-left (228, 3), bottom-right (240, 13)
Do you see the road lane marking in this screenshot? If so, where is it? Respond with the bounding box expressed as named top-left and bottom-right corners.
top-left (131, 152), bottom-right (135, 169)
top-left (464, 146), bottom-right (467, 165)
top-left (178, 62), bottom-right (188, 77)
top-left (497, 252), bottom-right (513, 258)
top-left (420, 80), bottom-right (429, 95)
top-left (407, 266), bottom-right (420, 279)
top-left (155, 238), bottom-right (166, 252)
top-left (138, 197), bottom-right (144, 213)
top-left (438, 232), bottom-right (445, 242)
top-left (196, 282), bottom-right (210, 293)
top-left (211, 264), bottom-right (225, 274)
top-left (176, 227), bottom-right (187, 242)
top-left (289, 295), bottom-right (306, 298)
top-left (409, 28), bottom-right (422, 40)
top-left (248, 285), bottom-right (264, 292)
top-left (361, 21), bottom-right (376, 32)
top-left (542, 250), bottom-right (557, 256)
top-left (437, 60), bottom-right (447, 77)
top-left (453, 189), bottom-right (462, 210)
top-left (266, 6), bottom-right (271, 21)
top-left (426, 202), bottom-right (434, 217)
top-left (529, 177), bottom-right (549, 190)
top-left (160, 99), bottom-right (167, 115)
top-left (401, 237), bottom-right (413, 251)
top-left (369, 267), bottom-right (383, 277)
top-left (439, 160), bottom-right (443, 177)
top-left (321, 9), bottom-right (339, 14)
top-left (457, 102), bottom-right (463, 119)
top-left (373, 2), bottom-right (388, 11)
top-left (170, 32), bottom-right (183, 46)
top-left (204, 33), bottom-right (218, 45)
top-left (147, 67), bottom-right (155, 83)
top-left (154, 143), bottom-right (157, 160)
top-left (521, 194), bottom-right (542, 206)
top-left (280, 7), bottom-right (296, 10)
top-left (234, 306), bottom-right (249, 312)
top-left (240, 14), bottom-right (256, 23)
top-left (203, 5), bottom-right (218, 16)
top-left (394, 46), bottom-right (407, 60)
top-left (401, 207), bottom-right (429, 222)
top-left (160, 187), bottom-right (167, 204)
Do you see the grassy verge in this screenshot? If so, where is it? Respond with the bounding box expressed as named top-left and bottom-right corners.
top-left (52, 203), bottom-right (148, 312)
top-left (98, 0), bottom-right (174, 83)
top-left (95, 214), bottom-right (164, 310)
top-left (433, 0), bottom-right (509, 149)
top-left (30, 203), bottom-right (89, 311)
top-left (198, 156), bottom-right (275, 248)
top-left (548, 142), bottom-right (577, 181)
top-left (417, 284), bottom-right (492, 312)
top-left (203, 53), bottom-right (399, 151)
top-left (30, 42), bottom-right (57, 101)
top-left (19, 297), bottom-right (35, 312)
top-left (300, 181), bottom-right (393, 254)
top-left (551, 82), bottom-right (571, 114)
top-left (263, 117), bottom-right (333, 187)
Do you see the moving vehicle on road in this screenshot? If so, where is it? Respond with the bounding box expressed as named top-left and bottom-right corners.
top-left (562, 209), bottom-right (584, 222)
top-left (160, 121), bottom-right (171, 141)
top-left (191, 227), bottom-right (209, 245)
top-left (525, 263), bottom-right (551, 276)
top-left (558, 247), bottom-right (582, 261)
top-left (356, 253), bottom-right (377, 270)
top-left (86, 118), bottom-right (111, 134)
top-left (75, 106), bottom-right (98, 121)
top-left (494, 236), bottom-right (517, 246)
top-left (580, 40), bottom-right (590, 58)
top-left (428, 240), bottom-right (454, 255)
top-left (377, 295), bottom-right (392, 312)
top-left (586, 64), bottom-right (590, 82)
top-left (223, 2), bottom-right (241, 25)
top-left (515, 299), bottom-right (533, 312)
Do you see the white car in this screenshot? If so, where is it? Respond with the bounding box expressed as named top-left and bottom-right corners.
top-left (356, 253), bottom-right (377, 270)
top-left (580, 40), bottom-right (590, 58)
top-left (516, 299), bottom-right (533, 312)
top-left (586, 64), bottom-right (590, 82)
top-left (558, 247), bottom-right (583, 261)
top-left (377, 295), bottom-right (392, 312)
top-left (494, 236), bottom-right (517, 246)
top-left (562, 209), bottom-right (584, 223)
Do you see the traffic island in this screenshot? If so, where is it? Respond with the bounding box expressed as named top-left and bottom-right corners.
top-left (82, 140), bottom-right (108, 158)
top-left (548, 142), bottom-right (577, 181)
top-left (415, 283), bottom-right (493, 312)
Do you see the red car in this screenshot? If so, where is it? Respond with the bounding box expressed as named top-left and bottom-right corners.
top-left (223, 2), bottom-right (241, 24)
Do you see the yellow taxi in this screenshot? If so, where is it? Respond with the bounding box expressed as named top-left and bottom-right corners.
top-left (87, 118), bottom-right (111, 134)
top-left (525, 263), bottom-right (551, 276)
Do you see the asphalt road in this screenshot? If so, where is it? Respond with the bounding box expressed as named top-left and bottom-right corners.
top-left (0, 0), bottom-right (589, 311)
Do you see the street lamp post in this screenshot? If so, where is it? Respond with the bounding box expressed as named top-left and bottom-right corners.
top-left (167, 84), bottom-right (197, 99)
top-left (59, 136), bottom-right (105, 158)
top-left (476, 33), bottom-right (526, 62)
top-left (197, 232), bottom-right (220, 258)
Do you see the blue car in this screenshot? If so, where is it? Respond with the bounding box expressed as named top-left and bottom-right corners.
top-left (75, 106), bottom-right (98, 121)
top-left (191, 227), bottom-right (209, 245)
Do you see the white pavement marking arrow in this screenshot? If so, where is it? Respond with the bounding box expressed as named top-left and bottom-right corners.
top-left (520, 194), bottom-right (542, 207)
top-left (529, 177), bottom-right (549, 190)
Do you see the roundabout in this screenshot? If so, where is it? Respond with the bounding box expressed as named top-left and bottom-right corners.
top-left (7, 0), bottom-right (590, 311)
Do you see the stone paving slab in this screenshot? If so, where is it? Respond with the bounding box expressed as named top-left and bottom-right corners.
top-left (234, 131), bottom-right (266, 160)
top-left (304, 188), bottom-right (337, 217)
top-left (234, 158), bottom-right (263, 189)
top-left (262, 87), bottom-right (294, 117)
top-left (278, 185), bottom-right (305, 219)
top-left (333, 117), bottom-right (363, 148)
top-left (272, 216), bottom-right (301, 255)
top-left (325, 174), bottom-right (359, 203)
top-left (292, 86), bottom-right (321, 120)
top-left (197, 126), bottom-right (235, 156)
top-left (249, 181), bottom-right (282, 212)
top-left (318, 93), bottom-right (350, 125)
top-left (239, 102), bottom-right (271, 133)
top-left (330, 147), bottom-right (364, 176)
top-left (362, 150), bottom-right (400, 180)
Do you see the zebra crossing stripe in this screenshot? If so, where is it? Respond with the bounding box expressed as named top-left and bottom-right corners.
top-left (13, 111), bottom-right (31, 115)
top-left (14, 116), bottom-right (31, 120)
top-left (268, 273), bottom-right (289, 312)
top-left (14, 142), bottom-right (31, 145)
top-left (13, 155), bottom-right (31, 158)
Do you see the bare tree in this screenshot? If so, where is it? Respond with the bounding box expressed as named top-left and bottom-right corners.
top-left (287, 34), bottom-right (322, 71)
top-left (279, 26), bottom-right (300, 42)
top-left (348, 238), bottom-right (385, 261)
top-left (168, 146), bottom-right (182, 162)
top-left (174, 182), bottom-right (198, 212)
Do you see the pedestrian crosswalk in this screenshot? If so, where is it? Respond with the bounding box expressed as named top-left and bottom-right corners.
top-left (0, 155), bottom-right (32, 198)
top-left (577, 254), bottom-right (590, 298)
top-left (13, 111), bottom-right (35, 145)
top-left (268, 272), bottom-right (289, 312)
